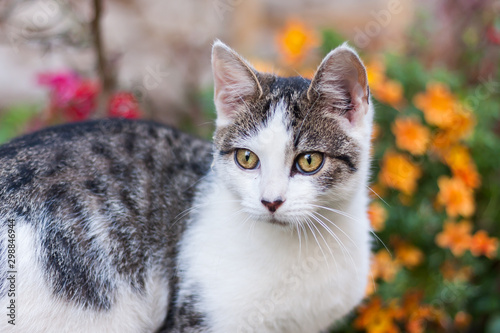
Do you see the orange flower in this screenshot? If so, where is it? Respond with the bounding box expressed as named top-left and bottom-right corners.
top-left (365, 280), bottom-right (377, 297)
top-left (355, 296), bottom-right (383, 329)
top-left (375, 79), bottom-right (404, 108)
top-left (394, 240), bottom-right (424, 269)
top-left (448, 107), bottom-right (475, 140)
top-left (444, 145), bottom-right (481, 189)
top-left (444, 145), bottom-right (472, 169)
top-left (371, 250), bottom-right (401, 282)
top-left (392, 117), bottom-right (431, 155)
top-left (435, 220), bottom-right (473, 257)
top-left (399, 292), bottom-right (448, 332)
top-left (414, 82), bottom-right (476, 140)
top-left (365, 59), bottom-right (404, 108)
top-left (454, 311), bottom-right (472, 330)
top-left (414, 82), bottom-right (457, 128)
top-left (276, 20), bottom-right (318, 65)
top-left (452, 163), bottom-right (481, 189)
top-left (355, 297), bottom-right (401, 333)
top-left (368, 202), bottom-right (388, 232)
top-left (379, 151), bottom-right (422, 195)
top-left (470, 230), bottom-right (498, 259)
top-left (366, 59), bottom-right (386, 88)
top-left (430, 130), bottom-right (458, 157)
top-left (440, 260), bottom-right (473, 281)
top-left (401, 291), bottom-right (424, 316)
top-left (437, 176), bottom-right (475, 217)
top-left (406, 306), bottom-right (432, 333)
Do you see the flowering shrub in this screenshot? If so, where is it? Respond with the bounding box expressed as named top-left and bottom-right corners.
top-left (273, 21), bottom-right (500, 333)
top-left (0, 71), bottom-right (143, 142)
top-left (37, 71), bottom-right (100, 121)
top-left (353, 44), bottom-right (498, 333)
top-left (36, 71), bottom-right (141, 127)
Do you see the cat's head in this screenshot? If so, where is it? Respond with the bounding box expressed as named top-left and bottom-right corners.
top-left (211, 40), bottom-right (373, 225)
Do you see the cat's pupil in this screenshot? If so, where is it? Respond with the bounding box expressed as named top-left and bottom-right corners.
top-left (305, 154), bottom-right (312, 165)
top-left (245, 151), bottom-right (250, 161)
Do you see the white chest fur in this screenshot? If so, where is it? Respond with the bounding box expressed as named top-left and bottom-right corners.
top-left (178, 183), bottom-right (371, 333)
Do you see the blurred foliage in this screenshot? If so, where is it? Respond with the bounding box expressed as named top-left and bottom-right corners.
top-left (0, 105), bottom-right (38, 143)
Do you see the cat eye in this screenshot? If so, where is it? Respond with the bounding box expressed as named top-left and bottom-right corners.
top-left (295, 152), bottom-right (324, 175)
top-left (235, 149), bottom-right (260, 170)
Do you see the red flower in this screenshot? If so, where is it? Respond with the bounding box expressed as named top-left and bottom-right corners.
top-left (38, 70), bottom-right (100, 121)
top-left (486, 25), bottom-right (500, 45)
top-left (108, 92), bottom-right (141, 119)
top-left (65, 80), bottom-right (100, 121)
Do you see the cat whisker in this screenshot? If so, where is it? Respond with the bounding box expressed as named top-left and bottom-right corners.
top-left (365, 185), bottom-right (390, 208)
top-left (309, 211), bottom-right (359, 278)
top-left (249, 219), bottom-right (258, 237)
top-left (312, 210), bottom-right (359, 251)
top-left (195, 121), bottom-right (217, 127)
top-left (182, 173), bottom-right (213, 193)
top-left (370, 230), bottom-right (392, 257)
top-left (310, 202), bottom-right (392, 257)
top-left (171, 199), bottom-right (242, 229)
top-left (303, 219), bottom-right (327, 265)
top-left (308, 203), bottom-right (360, 223)
top-left (305, 216), bottom-right (339, 275)
top-left (307, 212), bottom-right (346, 260)
top-left (292, 217), bottom-right (303, 259)
top-left (308, 217), bottom-right (334, 270)
top-left (297, 218), bottom-right (309, 249)
top-left (238, 213), bottom-right (256, 239)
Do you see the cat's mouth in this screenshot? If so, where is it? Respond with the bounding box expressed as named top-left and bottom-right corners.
top-left (267, 217), bottom-right (288, 226)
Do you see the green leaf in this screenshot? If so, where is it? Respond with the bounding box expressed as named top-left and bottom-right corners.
top-left (0, 105), bottom-right (39, 144)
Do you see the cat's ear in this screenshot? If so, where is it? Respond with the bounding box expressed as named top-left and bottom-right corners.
top-left (212, 40), bottom-right (262, 127)
top-left (307, 43), bottom-right (369, 126)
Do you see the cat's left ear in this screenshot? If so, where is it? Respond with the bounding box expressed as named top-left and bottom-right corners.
top-left (307, 43), bottom-right (369, 126)
top-left (212, 40), bottom-right (263, 127)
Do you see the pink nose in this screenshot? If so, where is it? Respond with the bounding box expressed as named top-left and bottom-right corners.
top-left (261, 199), bottom-right (284, 213)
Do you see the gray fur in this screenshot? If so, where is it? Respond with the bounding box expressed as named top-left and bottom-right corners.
top-left (0, 119), bottom-right (212, 330)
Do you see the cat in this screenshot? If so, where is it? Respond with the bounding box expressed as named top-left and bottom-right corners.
top-left (0, 40), bottom-right (373, 333)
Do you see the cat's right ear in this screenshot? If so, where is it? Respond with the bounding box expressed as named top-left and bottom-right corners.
top-left (212, 40), bottom-right (262, 127)
top-left (307, 43), bottom-right (370, 127)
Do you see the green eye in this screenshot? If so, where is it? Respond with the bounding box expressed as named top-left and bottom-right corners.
top-left (296, 152), bottom-right (324, 174)
top-left (235, 149), bottom-right (260, 169)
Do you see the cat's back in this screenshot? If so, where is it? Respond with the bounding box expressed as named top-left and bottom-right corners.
top-left (0, 119), bottom-right (212, 333)
top-left (0, 118), bottom-right (211, 199)
top-left (0, 119), bottom-right (212, 230)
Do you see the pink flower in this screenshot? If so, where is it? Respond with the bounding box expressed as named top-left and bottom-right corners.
top-left (38, 70), bottom-right (81, 108)
top-left (38, 70), bottom-right (100, 121)
top-left (108, 92), bottom-right (141, 119)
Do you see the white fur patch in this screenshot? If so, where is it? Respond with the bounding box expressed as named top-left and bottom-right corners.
top-left (0, 223), bottom-right (168, 333)
top-left (180, 99), bottom-right (372, 332)
top-left (248, 100), bottom-right (292, 204)
top-left (180, 183), bottom-right (370, 333)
